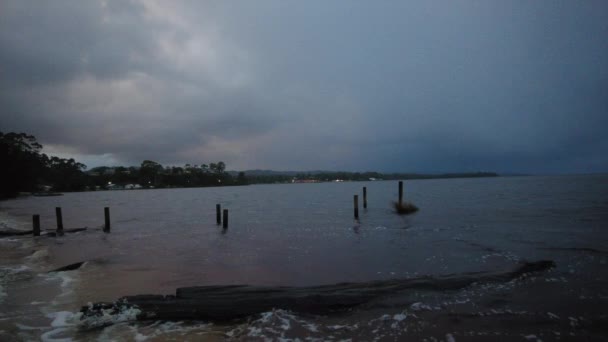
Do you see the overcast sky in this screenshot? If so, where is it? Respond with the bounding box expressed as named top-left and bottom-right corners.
top-left (1, 1), bottom-right (607, 173)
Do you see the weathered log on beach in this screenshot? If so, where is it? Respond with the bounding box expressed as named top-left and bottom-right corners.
top-left (81, 260), bottom-right (554, 324)
top-left (0, 227), bottom-right (86, 237)
top-left (0, 228), bottom-right (33, 237)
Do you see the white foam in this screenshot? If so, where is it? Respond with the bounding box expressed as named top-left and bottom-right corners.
top-left (127, 321), bottom-right (212, 341)
top-left (327, 324), bottom-right (358, 331)
top-left (79, 304), bottom-right (141, 330)
top-left (15, 323), bottom-right (47, 331)
top-left (134, 332), bottom-right (149, 341)
top-left (58, 273), bottom-right (74, 288)
top-left (303, 322), bottom-right (319, 332)
top-left (393, 313), bottom-right (407, 322)
top-left (410, 302), bottom-right (435, 311)
top-left (39, 311), bottom-right (80, 342)
top-left (445, 333), bottom-right (456, 342)
top-left (247, 326), bottom-right (263, 337)
top-left (0, 264), bottom-right (30, 274)
top-left (0, 264), bottom-right (32, 295)
top-left (278, 315), bottom-right (292, 331)
top-left (40, 327), bottom-right (73, 342)
top-left (27, 248), bottom-right (50, 263)
top-left (48, 311), bottom-right (81, 328)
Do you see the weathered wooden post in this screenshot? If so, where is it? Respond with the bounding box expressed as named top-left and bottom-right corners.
top-left (104, 207), bottom-right (110, 233)
top-left (216, 204), bottom-right (221, 225)
top-left (354, 195), bottom-right (359, 219)
top-left (222, 209), bottom-right (228, 229)
top-left (55, 207), bottom-right (64, 234)
top-left (33, 215), bottom-right (40, 236)
top-left (363, 187), bottom-right (367, 209)
top-left (398, 181), bottom-right (403, 205)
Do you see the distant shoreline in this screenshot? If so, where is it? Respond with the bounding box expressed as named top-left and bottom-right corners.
top-left (5, 173), bottom-right (503, 198)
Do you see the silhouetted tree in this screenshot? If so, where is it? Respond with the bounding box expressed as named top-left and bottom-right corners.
top-left (139, 160), bottom-right (163, 187)
top-left (46, 156), bottom-right (87, 191)
top-left (0, 132), bottom-right (47, 198)
top-left (237, 172), bottom-right (248, 185)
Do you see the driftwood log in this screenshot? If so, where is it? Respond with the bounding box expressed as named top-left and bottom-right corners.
top-left (81, 260), bottom-right (554, 324)
top-left (0, 227), bottom-right (87, 237)
top-left (48, 261), bottom-right (87, 273)
top-left (0, 228), bottom-right (33, 237)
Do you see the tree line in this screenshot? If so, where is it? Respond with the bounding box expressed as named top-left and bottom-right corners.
top-left (88, 161), bottom-right (247, 189)
top-left (1, 131), bottom-right (498, 199)
top-left (0, 132), bottom-right (245, 199)
top-left (245, 171), bottom-right (497, 184)
top-left (1, 132), bottom-right (89, 198)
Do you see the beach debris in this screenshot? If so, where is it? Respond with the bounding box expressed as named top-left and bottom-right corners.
top-left (48, 261), bottom-right (86, 273)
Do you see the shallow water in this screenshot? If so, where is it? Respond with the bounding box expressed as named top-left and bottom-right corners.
top-left (1, 175), bottom-right (607, 340)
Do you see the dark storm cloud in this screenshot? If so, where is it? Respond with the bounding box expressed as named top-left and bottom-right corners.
top-left (1, 1), bottom-right (607, 173)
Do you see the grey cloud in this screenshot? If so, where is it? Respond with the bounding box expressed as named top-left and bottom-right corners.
top-left (1, 1), bottom-right (607, 172)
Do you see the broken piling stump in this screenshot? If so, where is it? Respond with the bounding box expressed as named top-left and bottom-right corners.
top-left (222, 209), bottom-right (228, 229)
top-left (216, 204), bottom-right (221, 225)
top-left (33, 215), bottom-right (40, 236)
top-left (104, 207), bottom-right (110, 233)
top-left (56, 207), bottom-right (64, 235)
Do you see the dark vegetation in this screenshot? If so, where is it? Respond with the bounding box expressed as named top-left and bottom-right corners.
top-left (1, 132), bottom-right (88, 198)
top-left (87, 160), bottom-right (245, 190)
top-left (1, 131), bottom-right (497, 199)
top-left (1, 132), bottom-right (242, 199)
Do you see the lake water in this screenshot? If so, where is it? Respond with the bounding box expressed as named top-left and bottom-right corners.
top-left (1, 175), bottom-right (607, 340)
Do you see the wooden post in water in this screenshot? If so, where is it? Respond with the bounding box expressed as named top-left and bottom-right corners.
top-left (216, 204), bottom-right (221, 225)
top-left (363, 187), bottom-right (367, 209)
top-left (222, 209), bottom-right (228, 229)
top-left (398, 181), bottom-right (403, 205)
top-left (33, 215), bottom-right (40, 236)
top-left (354, 195), bottom-right (359, 220)
top-left (55, 207), bottom-right (64, 234)
top-left (104, 207), bottom-right (110, 233)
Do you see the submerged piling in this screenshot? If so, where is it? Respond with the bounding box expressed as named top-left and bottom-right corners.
top-left (394, 180), bottom-right (419, 215)
top-left (222, 209), bottom-right (228, 229)
top-left (216, 204), bottom-right (221, 225)
top-left (363, 187), bottom-right (367, 209)
top-left (104, 207), bottom-right (110, 233)
top-left (354, 195), bottom-right (359, 220)
top-left (55, 207), bottom-right (64, 234)
top-left (33, 215), bottom-right (40, 236)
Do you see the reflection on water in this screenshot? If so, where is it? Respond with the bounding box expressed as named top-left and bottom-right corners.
top-left (1, 175), bottom-right (608, 340)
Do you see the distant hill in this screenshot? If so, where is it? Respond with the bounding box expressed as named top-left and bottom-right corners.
top-left (227, 170), bottom-right (499, 184)
top-left (227, 169), bottom-right (331, 176)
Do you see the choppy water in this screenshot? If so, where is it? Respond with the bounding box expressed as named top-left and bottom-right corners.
top-left (1, 175), bottom-right (607, 341)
